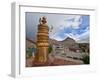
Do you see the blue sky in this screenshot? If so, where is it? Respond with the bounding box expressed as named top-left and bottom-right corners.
top-left (26, 12), bottom-right (89, 43)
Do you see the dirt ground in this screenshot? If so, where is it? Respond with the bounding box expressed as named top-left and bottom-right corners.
top-left (26, 56), bottom-right (81, 67)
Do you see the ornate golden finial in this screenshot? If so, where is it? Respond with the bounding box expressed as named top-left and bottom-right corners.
top-left (39, 16), bottom-right (47, 24)
top-left (41, 16), bottom-right (47, 24)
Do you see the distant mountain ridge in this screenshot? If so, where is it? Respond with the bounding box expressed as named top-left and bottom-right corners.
top-left (26, 38), bottom-right (36, 44)
top-left (49, 37), bottom-right (76, 46)
top-left (26, 36), bottom-right (89, 47)
top-left (49, 37), bottom-right (89, 46)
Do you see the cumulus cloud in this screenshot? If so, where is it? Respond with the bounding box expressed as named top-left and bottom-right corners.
top-left (64, 33), bottom-right (80, 41)
top-left (49, 15), bottom-right (83, 41)
top-left (61, 15), bottom-right (82, 29)
top-left (49, 15), bottom-right (82, 38)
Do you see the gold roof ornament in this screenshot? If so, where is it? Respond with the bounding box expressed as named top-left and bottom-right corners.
top-left (39, 16), bottom-right (47, 24)
top-left (42, 16), bottom-right (47, 24)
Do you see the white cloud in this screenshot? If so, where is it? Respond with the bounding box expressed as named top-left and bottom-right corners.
top-left (75, 30), bottom-right (89, 43)
top-left (71, 16), bottom-right (82, 29)
top-left (49, 15), bottom-right (82, 38)
top-left (78, 30), bottom-right (89, 39)
top-left (63, 28), bottom-right (89, 43)
top-left (53, 36), bottom-right (64, 41)
top-left (50, 34), bottom-right (64, 41)
top-left (64, 33), bottom-right (80, 41)
top-left (60, 15), bottom-right (82, 29)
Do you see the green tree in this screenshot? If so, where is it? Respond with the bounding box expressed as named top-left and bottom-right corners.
top-left (82, 54), bottom-right (90, 64)
top-left (48, 45), bottom-right (52, 54)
